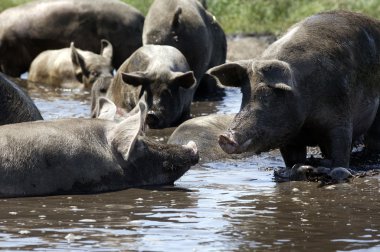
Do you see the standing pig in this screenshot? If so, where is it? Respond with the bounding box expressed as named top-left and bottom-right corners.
top-left (0, 0), bottom-right (144, 76)
top-left (143, 0), bottom-right (226, 98)
top-left (29, 40), bottom-right (113, 89)
top-left (208, 11), bottom-right (380, 168)
top-left (106, 45), bottom-right (196, 129)
top-left (0, 99), bottom-right (198, 198)
top-left (0, 72), bottom-right (42, 125)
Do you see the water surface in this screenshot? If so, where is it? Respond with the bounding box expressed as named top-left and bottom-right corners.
top-left (1, 80), bottom-right (380, 251)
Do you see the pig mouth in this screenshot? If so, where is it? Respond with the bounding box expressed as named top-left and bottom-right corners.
top-left (219, 134), bottom-right (253, 154)
top-left (163, 141), bottom-right (199, 171)
top-left (146, 110), bottom-right (168, 129)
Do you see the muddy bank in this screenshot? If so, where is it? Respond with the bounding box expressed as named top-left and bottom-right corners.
top-left (227, 34), bottom-right (276, 61)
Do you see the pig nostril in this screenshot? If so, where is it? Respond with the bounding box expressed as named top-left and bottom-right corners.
top-left (218, 134), bottom-right (240, 154)
top-left (219, 134), bottom-right (238, 146)
top-left (146, 112), bottom-right (160, 128)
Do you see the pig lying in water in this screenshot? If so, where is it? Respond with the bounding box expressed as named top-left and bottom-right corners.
top-left (168, 114), bottom-right (252, 162)
top-left (0, 99), bottom-right (198, 198)
top-left (28, 40), bottom-right (113, 89)
top-left (208, 11), bottom-right (380, 168)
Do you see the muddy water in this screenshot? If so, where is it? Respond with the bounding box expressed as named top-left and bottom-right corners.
top-left (1, 80), bottom-right (379, 251)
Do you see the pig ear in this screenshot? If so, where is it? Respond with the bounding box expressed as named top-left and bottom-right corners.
top-left (206, 61), bottom-right (251, 88)
top-left (259, 61), bottom-right (294, 91)
top-left (96, 97), bottom-right (117, 120)
top-left (121, 72), bottom-right (148, 87)
top-left (172, 7), bottom-right (182, 28)
top-left (71, 42), bottom-right (89, 80)
top-left (110, 98), bottom-right (147, 161)
top-left (172, 71), bottom-right (196, 89)
top-left (100, 39), bottom-right (113, 61)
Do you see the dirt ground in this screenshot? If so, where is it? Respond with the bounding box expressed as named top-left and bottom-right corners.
top-left (226, 34), bottom-right (276, 61)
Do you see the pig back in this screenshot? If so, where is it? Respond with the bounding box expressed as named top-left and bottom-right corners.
top-left (0, 0), bottom-right (144, 76)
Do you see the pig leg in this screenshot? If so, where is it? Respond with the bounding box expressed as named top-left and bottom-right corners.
top-left (318, 146), bottom-right (333, 167)
top-left (365, 107), bottom-right (380, 153)
top-left (280, 145), bottom-right (307, 168)
top-left (321, 126), bottom-right (352, 168)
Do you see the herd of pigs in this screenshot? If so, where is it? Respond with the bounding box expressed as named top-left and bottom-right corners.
top-left (1, 0), bottom-right (380, 197)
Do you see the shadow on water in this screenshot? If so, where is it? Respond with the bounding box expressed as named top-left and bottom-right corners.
top-left (2, 66), bottom-right (380, 250)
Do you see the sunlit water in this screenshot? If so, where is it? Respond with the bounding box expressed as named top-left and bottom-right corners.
top-left (1, 80), bottom-right (380, 251)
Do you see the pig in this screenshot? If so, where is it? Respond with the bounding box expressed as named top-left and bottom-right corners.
top-left (90, 76), bottom-right (114, 117)
top-left (0, 72), bottom-right (43, 125)
top-left (0, 0), bottom-right (144, 77)
top-left (0, 98), bottom-right (199, 198)
top-left (207, 11), bottom-right (380, 168)
top-left (143, 0), bottom-right (226, 98)
top-left (106, 45), bottom-right (197, 129)
top-left (168, 113), bottom-right (252, 162)
top-left (28, 40), bottom-right (113, 89)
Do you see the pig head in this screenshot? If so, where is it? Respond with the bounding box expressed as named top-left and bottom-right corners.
top-left (142, 0), bottom-right (226, 98)
top-left (209, 60), bottom-right (303, 156)
top-left (106, 45), bottom-right (196, 129)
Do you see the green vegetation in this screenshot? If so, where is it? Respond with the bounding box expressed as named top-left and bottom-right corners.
top-left (0, 0), bottom-right (29, 10)
top-left (2, 0), bottom-right (380, 35)
top-left (205, 0), bottom-right (380, 35)
top-left (123, 0), bottom-right (153, 14)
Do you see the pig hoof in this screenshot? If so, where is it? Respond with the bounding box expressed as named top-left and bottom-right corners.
top-left (329, 167), bottom-right (353, 182)
top-left (219, 134), bottom-right (239, 154)
top-left (289, 164), bottom-right (315, 181)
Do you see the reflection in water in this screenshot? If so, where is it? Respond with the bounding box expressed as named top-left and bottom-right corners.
top-left (0, 79), bottom-right (379, 251)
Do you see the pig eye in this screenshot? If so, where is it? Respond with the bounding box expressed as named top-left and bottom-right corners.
top-left (90, 71), bottom-right (100, 77)
top-left (161, 89), bottom-right (172, 98)
top-left (254, 85), bottom-right (273, 106)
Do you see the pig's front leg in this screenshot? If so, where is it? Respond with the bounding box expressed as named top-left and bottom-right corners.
top-left (280, 144), bottom-right (307, 168)
top-left (320, 126), bottom-right (352, 168)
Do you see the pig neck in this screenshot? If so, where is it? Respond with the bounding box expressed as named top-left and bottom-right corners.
top-left (109, 136), bottom-right (163, 187)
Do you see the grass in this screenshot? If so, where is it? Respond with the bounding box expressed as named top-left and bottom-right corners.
top-left (206, 0), bottom-right (380, 35)
top-left (2, 0), bottom-right (380, 35)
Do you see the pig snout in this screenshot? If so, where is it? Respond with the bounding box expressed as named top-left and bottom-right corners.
top-left (182, 141), bottom-right (199, 165)
top-left (183, 141), bottom-right (198, 155)
top-left (219, 130), bottom-right (240, 154)
top-left (219, 130), bottom-right (253, 154)
top-left (146, 110), bottom-right (161, 129)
